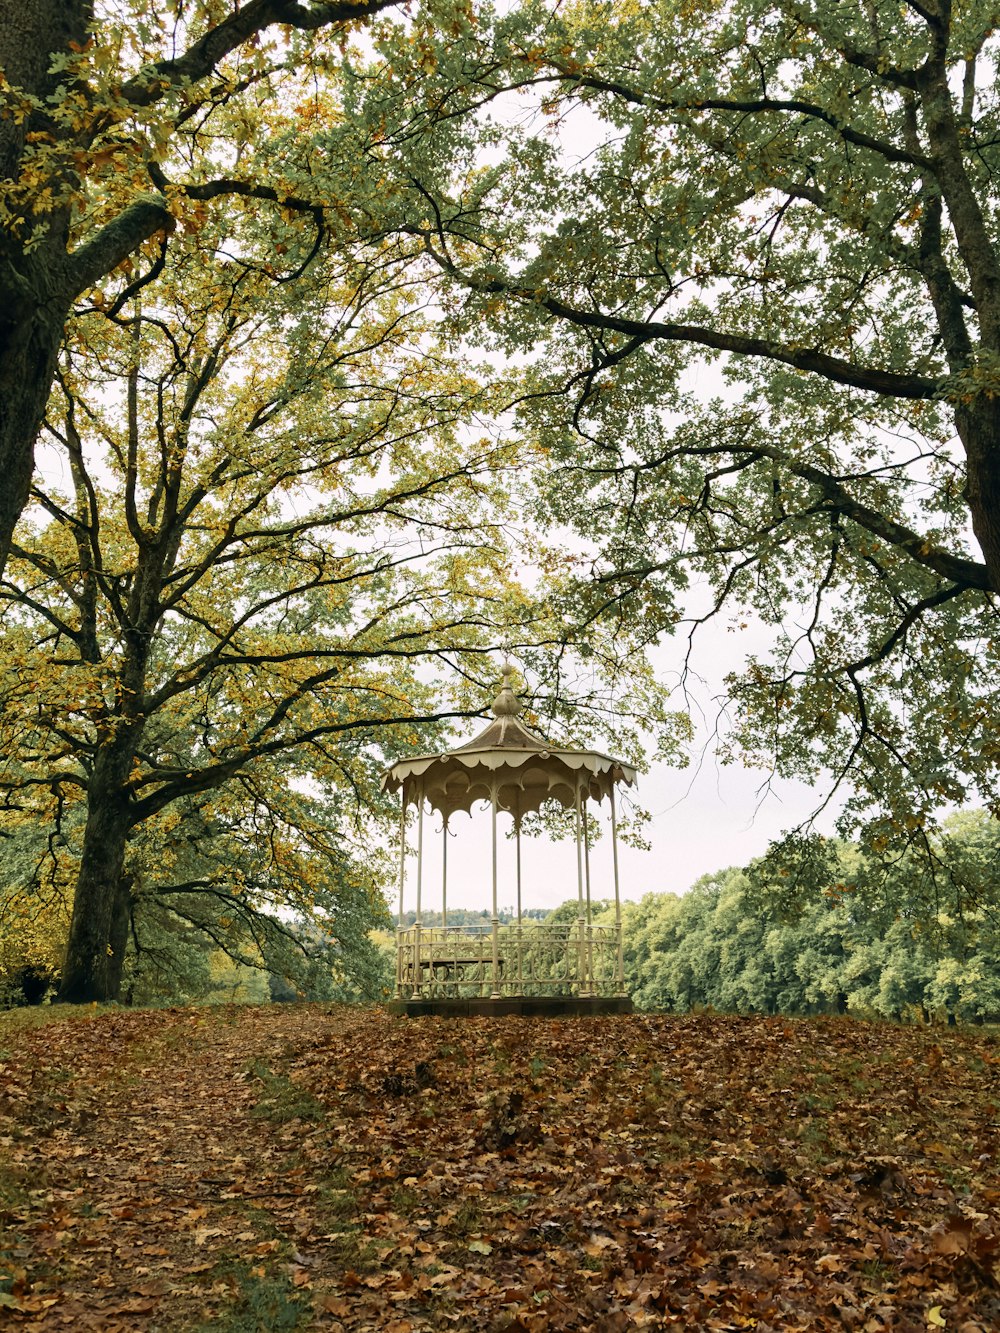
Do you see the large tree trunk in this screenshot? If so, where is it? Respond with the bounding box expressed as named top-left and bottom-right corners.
top-left (958, 398), bottom-right (1000, 593)
top-left (0, 282), bottom-right (70, 572)
top-left (0, 0), bottom-right (90, 575)
top-left (59, 750), bottom-right (135, 1003)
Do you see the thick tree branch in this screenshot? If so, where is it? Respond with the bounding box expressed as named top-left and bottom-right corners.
top-left (556, 70), bottom-right (930, 169)
top-left (67, 198), bottom-right (174, 299)
top-left (126, 707), bottom-right (479, 822)
top-left (119, 0), bottom-right (401, 109)
top-left (591, 437), bottom-right (989, 592)
top-left (781, 456), bottom-right (989, 590)
top-left (420, 238), bottom-right (942, 401)
top-left (917, 60), bottom-right (1000, 346)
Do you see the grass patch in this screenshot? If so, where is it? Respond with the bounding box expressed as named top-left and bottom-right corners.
top-left (451, 1197), bottom-right (486, 1236)
top-left (0, 1003), bottom-right (100, 1053)
top-left (0, 1162), bottom-right (33, 1210)
top-left (248, 1059), bottom-right (326, 1123)
top-left (188, 1258), bottom-right (307, 1332)
top-left (0, 1163), bottom-right (35, 1312)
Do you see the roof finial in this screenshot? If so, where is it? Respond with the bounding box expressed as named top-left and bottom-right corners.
top-left (492, 661), bottom-right (522, 718)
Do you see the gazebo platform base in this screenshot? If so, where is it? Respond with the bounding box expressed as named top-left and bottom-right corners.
top-left (387, 995), bottom-right (633, 1018)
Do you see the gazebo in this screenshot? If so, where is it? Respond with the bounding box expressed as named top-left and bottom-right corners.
top-left (382, 667), bottom-right (635, 1016)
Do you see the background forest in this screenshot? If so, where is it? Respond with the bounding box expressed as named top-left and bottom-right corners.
top-left (616, 808), bottom-right (1000, 1022)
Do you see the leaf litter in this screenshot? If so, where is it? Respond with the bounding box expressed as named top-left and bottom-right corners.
top-left (0, 1005), bottom-right (998, 1329)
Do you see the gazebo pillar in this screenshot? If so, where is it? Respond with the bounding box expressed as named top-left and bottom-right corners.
top-left (515, 809), bottom-right (524, 995)
top-left (441, 816), bottom-right (449, 930)
top-left (611, 785), bottom-right (626, 996)
top-left (413, 794), bottom-right (425, 997)
top-left (395, 799), bottom-right (406, 998)
top-left (582, 801), bottom-right (594, 997)
top-left (490, 782), bottom-right (501, 999)
top-left (574, 783), bottom-right (586, 996)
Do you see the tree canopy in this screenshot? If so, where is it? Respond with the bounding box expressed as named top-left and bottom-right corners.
top-left (0, 171), bottom-right (673, 1001)
top-left (340, 0), bottom-right (1000, 865)
top-left (6, 0), bottom-right (1000, 997)
top-left (0, 0), bottom-right (409, 574)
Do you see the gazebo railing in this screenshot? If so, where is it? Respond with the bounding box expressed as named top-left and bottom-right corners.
top-left (396, 922), bottom-right (623, 999)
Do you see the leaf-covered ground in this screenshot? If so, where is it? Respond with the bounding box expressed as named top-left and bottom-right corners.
top-left (0, 1006), bottom-right (998, 1331)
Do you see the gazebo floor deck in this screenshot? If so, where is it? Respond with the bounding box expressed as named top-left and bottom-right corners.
top-left (387, 995), bottom-right (633, 1018)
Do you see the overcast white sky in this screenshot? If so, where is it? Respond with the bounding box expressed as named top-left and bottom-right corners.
top-left (402, 748), bottom-right (835, 916)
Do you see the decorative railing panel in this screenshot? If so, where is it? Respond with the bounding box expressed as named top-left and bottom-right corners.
top-left (396, 922), bottom-right (624, 1000)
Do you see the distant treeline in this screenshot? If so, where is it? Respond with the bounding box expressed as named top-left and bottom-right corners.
top-left (585, 811), bottom-right (1000, 1023)
top-left (397, 908), bottom-right (549, 927)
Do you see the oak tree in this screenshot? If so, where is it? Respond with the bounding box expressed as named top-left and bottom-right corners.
top-left (0, 0), bottom-right (409, 574)
top-left (349, 0), bottom-right (1000, 862)
top-left (0, 199), bottom-right (568, 1003)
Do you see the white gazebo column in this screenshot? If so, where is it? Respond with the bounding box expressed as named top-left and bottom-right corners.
top-left (490, 784), bottom-right (502, 999)
top-left (611, 784), bottom-right (626, 995)
top-left (441, 816), bottom-right (449, 929)
top-left (413, 794), bottom-right (425, 997)
top-left (395, 797), bottom-right (407, 998)
top-left (574, 783), bottom-right (586, 996)
top-left (582, 800), bottom-right (594, 997)
top-left (515, 809), bottom-right (524, 995)
top-left (442, 815), bottom-right (453, 993)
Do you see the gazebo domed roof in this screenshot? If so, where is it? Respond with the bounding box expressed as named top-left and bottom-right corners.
top-left (382, 667), bottom-right (636, 819)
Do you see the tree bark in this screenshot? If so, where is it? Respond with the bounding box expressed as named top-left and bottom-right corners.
top-left (0, 0), bottom-right (90, 575)
top-left (58, 749), bottom-right (135, 1003)
top-left (957, 398), bottom-right (1000, 593)
top-left (106, 872), bottom-right (134, 1001)
top-left (0, 274), bottom-right (73, 573)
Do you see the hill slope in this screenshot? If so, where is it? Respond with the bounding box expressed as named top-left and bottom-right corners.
top-left (1, 1005), bottom-right (998, 1330)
